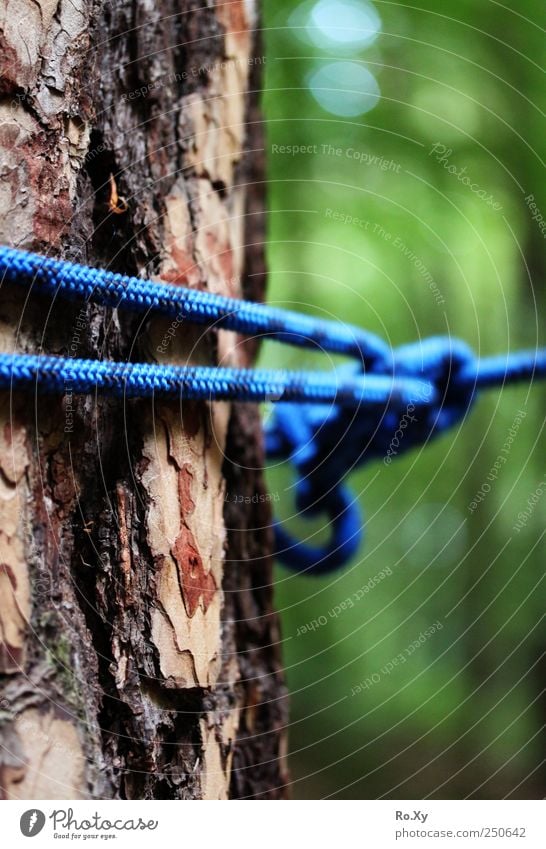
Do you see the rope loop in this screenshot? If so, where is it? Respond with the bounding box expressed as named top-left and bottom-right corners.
top-left (272, 483), bottom-right (363, 576)
top-left (1, 245), bottom-right (545, 577)
top-left (267, 339), bottom-right (485, 575)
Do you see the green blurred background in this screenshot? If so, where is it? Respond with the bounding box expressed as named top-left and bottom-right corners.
top-left (259, 0), bottom-right (545, 798)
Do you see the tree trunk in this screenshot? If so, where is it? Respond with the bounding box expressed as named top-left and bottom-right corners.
top-left (0, 0), bottom-right (288, 800)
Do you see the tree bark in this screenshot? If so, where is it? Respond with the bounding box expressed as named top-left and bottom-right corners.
top-left (0, 0), bottom-right (288, 800)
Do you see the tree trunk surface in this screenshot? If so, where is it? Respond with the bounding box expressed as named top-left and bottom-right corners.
top-left (0, 0), bottom-right (289, 800)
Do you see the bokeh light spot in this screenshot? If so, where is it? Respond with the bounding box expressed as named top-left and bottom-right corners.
top-left (308, 60), bottom-right (380, 116)
top-left (309, 0), bottom-right (381, 50)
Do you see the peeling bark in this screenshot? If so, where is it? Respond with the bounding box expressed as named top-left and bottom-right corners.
top-left (0, 0), bottom-right (288, 800)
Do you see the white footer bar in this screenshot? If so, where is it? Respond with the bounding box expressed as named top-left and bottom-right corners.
top-left (3, 799), bottom-right (544, 848)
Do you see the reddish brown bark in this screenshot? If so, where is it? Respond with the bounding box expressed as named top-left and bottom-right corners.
top-left (0, 0), bottom-right (288, 800)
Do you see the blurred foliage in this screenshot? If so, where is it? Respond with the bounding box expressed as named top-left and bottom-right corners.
top-left (260, 0), bottom-right (545, 798)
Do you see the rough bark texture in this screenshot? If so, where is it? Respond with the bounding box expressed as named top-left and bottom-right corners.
top-left (0, 0), bottom-right (289, 800)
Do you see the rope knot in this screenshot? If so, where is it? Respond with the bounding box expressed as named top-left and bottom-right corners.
top-left (393, 336), bottom-right (477, 438)
top-left (267, 337), bottom-right (478, 575)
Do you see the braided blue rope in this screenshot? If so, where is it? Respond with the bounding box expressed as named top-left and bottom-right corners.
top-left (1, 246), bottom-right (545, 576)
top-left (0, 246), bottom-right (389, 366)
top-left (0, 353), bottom-right (433, 406)
top-left (267, 338), bottom-right (546, 574)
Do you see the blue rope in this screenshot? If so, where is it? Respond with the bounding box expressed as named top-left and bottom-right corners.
top-left (266, 338), bottom-right (545, 574)
top-left (0, 246), bottom-right (389, 366)
top-left (1, 246), bottom-right (545, 576)
top-left (0, 353), bottom-right (433, 406)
